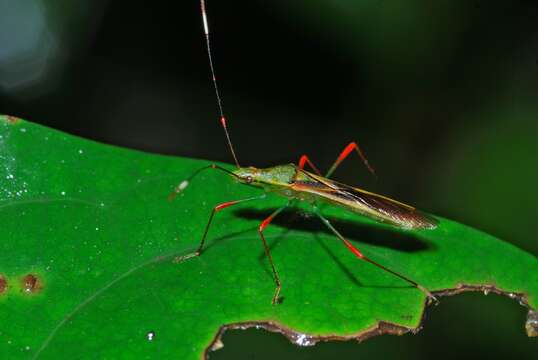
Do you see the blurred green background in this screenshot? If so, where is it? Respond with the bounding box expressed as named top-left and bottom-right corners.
top-left (0, 0), bottom-right (536, 358)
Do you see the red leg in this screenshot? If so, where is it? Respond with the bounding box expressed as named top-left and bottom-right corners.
top-left (314, 209), bottom-right (437, 303)
top-left (258, 206), bottom-right (288, 304)
top-left (174, 194), bottom-right (265, 262)
top-left (325, 142), bottom-right (376, 179)
top-left (298, 155), bottom-right (322, 175)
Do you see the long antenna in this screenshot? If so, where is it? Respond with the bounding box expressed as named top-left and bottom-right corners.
top-left (200, 0), bottom-right (241, 168)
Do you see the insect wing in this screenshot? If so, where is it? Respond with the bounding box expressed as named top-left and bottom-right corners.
top-left (300, 170), bottom-right (438, 229)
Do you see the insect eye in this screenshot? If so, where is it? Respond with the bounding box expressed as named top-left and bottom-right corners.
top-left (245, 175), bottom-right (253, 183)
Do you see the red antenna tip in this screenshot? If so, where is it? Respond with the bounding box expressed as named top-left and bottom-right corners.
top-left (220, 116), bottom-right (227, 127)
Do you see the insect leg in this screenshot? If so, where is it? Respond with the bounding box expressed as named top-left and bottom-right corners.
top-left (174, 194), bottom-right (266, 263)
top-left (325, 142), bottom-right (376, 179)
top-left (314, 210), bottom-right (438, 303)
top-left (297, 155), bottom-right (322, 175)
top-left (258, 205), bottom-right (289, 305)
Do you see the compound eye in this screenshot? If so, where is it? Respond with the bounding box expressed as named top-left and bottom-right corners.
top-left (245, 175), bottom-right (253, 183)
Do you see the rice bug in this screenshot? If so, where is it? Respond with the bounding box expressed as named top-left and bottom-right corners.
top-left (170, 0), bottom-right (439, 305)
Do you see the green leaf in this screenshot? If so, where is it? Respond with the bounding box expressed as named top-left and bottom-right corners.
top-left (0, 116), bottom-right (536, 359)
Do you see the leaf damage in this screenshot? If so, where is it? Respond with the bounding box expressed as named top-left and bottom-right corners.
top-left (204, 284), bottom-right (536, 358)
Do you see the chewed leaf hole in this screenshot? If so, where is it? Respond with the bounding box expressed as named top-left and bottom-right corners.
top-left (5, 115), bottom-right (21, 124)
top-left (526, 310), bottom-right (538, 337)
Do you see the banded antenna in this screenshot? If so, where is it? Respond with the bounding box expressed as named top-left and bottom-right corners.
top-left (199, 0), bottom-right (240, 168)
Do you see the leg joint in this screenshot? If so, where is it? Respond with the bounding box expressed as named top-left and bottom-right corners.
top-left (259, 218), bottom-right (271, 232)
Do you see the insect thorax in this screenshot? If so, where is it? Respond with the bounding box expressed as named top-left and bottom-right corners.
top-left (233, 164), bottom-right (297, 188)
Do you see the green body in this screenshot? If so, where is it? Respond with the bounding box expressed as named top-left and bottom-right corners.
top-left (233, 164), bottom-right (297, 190)
top-left (232, 164), bottom-right (437, 229)
top-left (233, 164), bottom-right (324, 202)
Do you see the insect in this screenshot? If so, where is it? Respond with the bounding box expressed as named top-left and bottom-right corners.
top-left (170, 0), bottom-right (439, 305)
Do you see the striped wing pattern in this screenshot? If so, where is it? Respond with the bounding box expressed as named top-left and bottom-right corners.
top-left (293, 170), bottom-right (438, 229)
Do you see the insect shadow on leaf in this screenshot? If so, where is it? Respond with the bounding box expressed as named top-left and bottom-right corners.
top-left (231, 207), bottom-right (436, 290)
top-left (234, 207), bottom-right (435, 253)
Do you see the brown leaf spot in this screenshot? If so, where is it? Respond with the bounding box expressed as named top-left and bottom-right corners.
top-left (0, 275), bottom-right (7, 294)
top-left (21, 274), bottom-right (42, 293)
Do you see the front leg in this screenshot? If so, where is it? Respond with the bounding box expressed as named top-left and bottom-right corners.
top-left (174, 194), bottom-right (266, 262)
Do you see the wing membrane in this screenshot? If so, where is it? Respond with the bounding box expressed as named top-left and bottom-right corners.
top-left (295, 169), bottom-right (437, 229)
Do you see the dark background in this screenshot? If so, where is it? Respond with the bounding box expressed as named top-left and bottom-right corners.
top-left (1, 0), bottom-right (536, 358)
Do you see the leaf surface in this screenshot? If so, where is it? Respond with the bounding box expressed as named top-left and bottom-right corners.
top-left (0, 116), bottom-right (536, 359)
